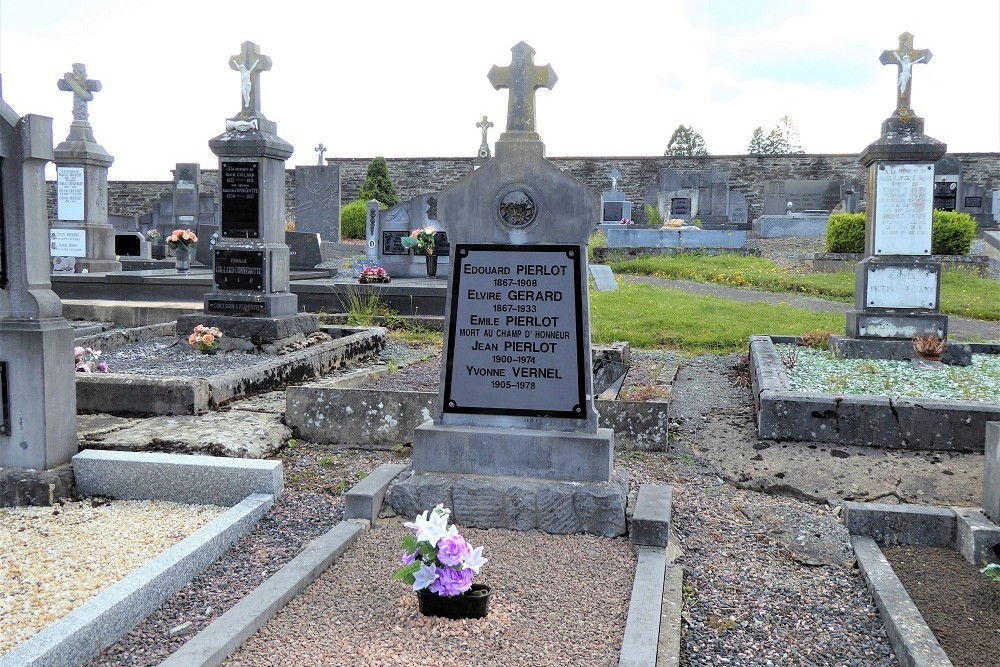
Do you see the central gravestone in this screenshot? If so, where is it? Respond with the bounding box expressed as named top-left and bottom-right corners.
top-left (176, 41), bottom-right (317, 344)
top-left (391, 42), bottom-right (626, 537)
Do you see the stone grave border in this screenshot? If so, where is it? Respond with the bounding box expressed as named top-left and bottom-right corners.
top-left (0, 451), bottom-right (282, 667)
top-left (750, 335), bottom-right (1000, 451)
top-left (808, 252), bottom-right (990, 276)
top-left (73, 325), bottom-right (387, 415)
top-left (598, 224), bottom-right (747, 250)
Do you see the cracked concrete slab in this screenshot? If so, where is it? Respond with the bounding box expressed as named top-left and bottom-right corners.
top-left (79, 410), bottom-right (292, 459)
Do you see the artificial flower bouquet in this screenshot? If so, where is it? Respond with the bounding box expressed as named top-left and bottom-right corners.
top-left (400, 226), bottom-right (437, 255)
top-left (166, 229), bottom-right (198, 249)
top-left (358, 266), bottom-right (391, 284)
top-left (75, 346), bottom-right (108, 373)
top-left (188, 324), bottom-right (223, 353)
top-left (392, 504), bottom-right (487, 597)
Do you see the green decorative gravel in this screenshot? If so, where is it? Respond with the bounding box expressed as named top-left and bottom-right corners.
top-left (778, 345), bottom-right (1000, 403)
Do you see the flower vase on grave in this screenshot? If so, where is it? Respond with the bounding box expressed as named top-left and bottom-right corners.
top-left (425, 253), bottom-right (438, 278)
top-left (174, 246), bottom-right (192, 273)
top-left (416, 584), bottom-right (493, 619)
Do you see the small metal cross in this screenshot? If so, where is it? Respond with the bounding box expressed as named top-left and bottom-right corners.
top-left (315, 143), bottom-right (327, 165)
top-left (487, 42), bottom-right (557, 134)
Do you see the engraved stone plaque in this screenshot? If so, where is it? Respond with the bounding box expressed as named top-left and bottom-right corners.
top-left (874, 164), bottom-right (933, 255)
top-left (221, 161), bottom-right (260, 238)
top-left (443, 244), bottom-right (586, 418)
top-left (865, 265), bottom-right (938, 309)
top-left (57, 166), bottom-right (85, 221)
top-left (382, 231), bottom-right (409, 256)
top-left (214, 248), bottom-right (265, 291)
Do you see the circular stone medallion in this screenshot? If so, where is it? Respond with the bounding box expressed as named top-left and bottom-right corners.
top-left (497, 190), bottom-right (536, 228)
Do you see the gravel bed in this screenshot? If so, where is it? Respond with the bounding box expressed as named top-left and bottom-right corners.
top-left (1, 500), bottom-right (223, 655)
top-left (225, 523), bottom-right (636, 667)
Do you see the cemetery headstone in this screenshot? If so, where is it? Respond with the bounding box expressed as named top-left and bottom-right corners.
top-left (391, 41), bottom-right (626, 537)
top-left (176, 41), bottom-right (317, 344)
top-left (367, 193), bottom-right (450, 277)
top-left (589, 264), bottom-right (618, 291)
top-left (294, 164), bottom-right (341, 240)
top-left (601, 168), bottom-right (631, 225)
top-left (51, 63), bottom-right (121, 273)
top-left (843, 32), bottom-right (948, 347)
top-left (647, 166), bottom-right (748, 227)
top-left (0, 87), bottom-right (78, 469)
top-left (286, 230), bottom-right (322, 269)
top-left (933, 156), bottom-right (960, 211)
top-left (762, 180), bottom-right (860, 216)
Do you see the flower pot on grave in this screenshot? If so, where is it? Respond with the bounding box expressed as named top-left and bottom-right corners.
top-left (425, 253), bottom-right (438, 278)
top-left (199, 346), bottom-right (218, 355)
top-left (416, 583), bottom-right (492, 620)
top-left (174, 245), bottom-right (193, 273)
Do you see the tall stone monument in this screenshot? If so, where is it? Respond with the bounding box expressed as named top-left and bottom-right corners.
top-left (843, 32), bottom-right (947, 348)
top-left (51, 63), bottom-right (120, 273)
top-left (391, 42), bottom-right (626, 537)
top-left (601, 168), bottom-right (631, 225)
top-left (177, 41), bottom-right (317, 345)
top-left (0, 84), bottom-right (78, 471)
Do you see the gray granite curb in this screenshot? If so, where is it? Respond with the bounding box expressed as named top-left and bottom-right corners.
top-left (76, 328), bottom-right (386, 415)
top-left (851, 536), bottom-right (954, 667)
top-left (344, 463), bottom-right (408, 523)
top-left (657, 565), bottom-right (683, 667)
top-left (750, 335), bottom-right (1000, 451)
top-left (157, 520), bottom-right (364, 667)
top-left (619, 546), bottom-right (668, 667)
top-left (0, 493), bottom-right (274, 667)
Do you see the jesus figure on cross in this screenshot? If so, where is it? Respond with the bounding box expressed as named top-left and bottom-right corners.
top-left (232, 58), bottom-right (260, 109)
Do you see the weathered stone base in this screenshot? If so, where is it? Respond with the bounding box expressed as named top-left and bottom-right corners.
top-left (845, 310), bottom-right (947, 340)
top-left (829, 335), bottom-right (972, 365)
top-left (390, 469), bottom-right (629, 537)
top-left (175, 312), bottom-right (318, 348)
top-left (0, 464), bottom-right (75, 507)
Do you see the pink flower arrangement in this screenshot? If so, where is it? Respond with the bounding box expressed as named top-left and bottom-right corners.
top-left (400, 226), bottom-right (437, 254)
top-left (188, 324), bottom-right (223, 353)
top-left (166, 229), bottom-right (198, 248)
top-left (359, 266), bottom-right (390, 283)
top-left (75, 346), bottom-right (108, 373)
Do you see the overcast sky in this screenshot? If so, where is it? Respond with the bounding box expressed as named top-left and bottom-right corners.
top-left (2, 0), bottom-right (998, 181)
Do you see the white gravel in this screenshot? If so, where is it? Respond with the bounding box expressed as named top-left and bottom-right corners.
top-left (0, 499), bottom-right (223, 655)
top-left (225, 522), bottom-right (636, 667)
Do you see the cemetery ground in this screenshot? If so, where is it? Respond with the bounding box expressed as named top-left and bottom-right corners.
top-left (7, 242), bottom-right (1000, 666)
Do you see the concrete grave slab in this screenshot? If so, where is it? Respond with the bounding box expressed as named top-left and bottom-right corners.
top-left (844, 501), bottom-right (956, 547)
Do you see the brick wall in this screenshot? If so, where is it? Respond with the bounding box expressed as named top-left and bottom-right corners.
top-left (46, 153), bottom-right (1000, 223)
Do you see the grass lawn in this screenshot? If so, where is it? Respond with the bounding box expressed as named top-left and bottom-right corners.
top-left (607, 254), bottom-right (1000, 321)
top-left (590, 282), bottom-right (844, 355)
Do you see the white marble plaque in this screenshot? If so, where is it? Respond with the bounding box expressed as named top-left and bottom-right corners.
top-left (873, 163), bottom-right (933, 256)
top-left (49, 229), bottom-right (86, 257)
top-left (57, 167), bottom-right (85, 221)
top-left (865, 265), bottom-right (937, 309)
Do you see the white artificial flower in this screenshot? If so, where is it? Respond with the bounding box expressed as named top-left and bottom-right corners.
top-left (412, 562), bottom-right (438, 591)
top-left (462, 545), bottom-right (488, 575)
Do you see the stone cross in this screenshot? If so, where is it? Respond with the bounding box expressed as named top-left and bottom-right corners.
top-left (57, 63), bottom-right (101, 122)
top-left (879, 32), bottom-right (932, 112)
top-left (476, 115), bottom-right (493, 145)
top-left (229, 41), bottom-right (272, 116)
top-left (315, 143), bottom-right (327, 165)
top-left (608, 168), bottom-right (621, 191)
top-left (487, 42), bottom-right (557, 134)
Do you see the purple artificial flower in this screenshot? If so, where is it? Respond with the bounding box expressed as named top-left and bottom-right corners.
top-left (96, 362), bottom-right (109, 373)
top-left (429, 565), bottom-right (473, 597)
top-left (401, 550), bottom-right (416, 566)
top-left (412, 562), bottom-right (438, 591)
top-left (436, 530), bottom-right (471, 567)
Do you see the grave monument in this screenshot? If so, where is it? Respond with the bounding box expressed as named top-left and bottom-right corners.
top-left (176, 41), bottom-right (318, 345)
top-left (838, 32), bottom-right (948, 354)
top-left (391, 42), bottom-right (627, 537)
top-left (50, 63), bottom-right (121, 273)
top-left (294, 145), bottom-right (341, 241)
top-left (646, 165), bottom-right (748, 227)
top-left (0, 85), bottom-right (78, 471)
top-left (601, 168), bottom-right (632, 225)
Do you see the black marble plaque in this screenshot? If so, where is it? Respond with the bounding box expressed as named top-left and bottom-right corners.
top-left (382, 231), bottom-right (409, 255)
top-left (433, 231), bottom-right (450, 256)
top-left (207, 299), bottom-right (266, 315)
top-left (214, 249), bottom-right (265, 291)
top-left (221, 161), bottom-right (260, 239)
top-left (964, 196), bottom-right (983, 208)
top-left (0, 361), bottom-right (9, 436)
top-left (671, 198), bottom-right (691, 216)
top-left (603, 202), bottom-right (624, 222)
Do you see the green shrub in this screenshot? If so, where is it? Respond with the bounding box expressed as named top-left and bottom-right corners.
top-left (341, 199), bottom-right (368, 239)
top-left (358, 157), bottom-right (399, 208)
top-left (826, 213), bottom-right (865, 253)
top-left (646, 203), bottom-right (662, 226)
top-left (825, 210), bottom-right (976, 255)
top-left (931, 210), bottom-right (976, 255)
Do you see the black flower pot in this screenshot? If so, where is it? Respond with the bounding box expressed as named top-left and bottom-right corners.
top-left (425, 254), bottom-right (438, 278)
top-left (416, 583), bottom-right (492, 619)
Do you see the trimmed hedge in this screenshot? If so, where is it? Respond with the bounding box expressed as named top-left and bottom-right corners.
top-left (341, 199), bottom-right (368, 239)
top-left (825, 210), bottom-right (976, 255)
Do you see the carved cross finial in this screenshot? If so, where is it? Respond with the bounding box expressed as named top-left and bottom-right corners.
top-left (229, 41), bottom-right (272, 116)
top-left (487, 42), bottom-right (557, 134)
top-left (57, 63), bottom-right (102, 122)
top-left (608, 168), bottom-right (621, 191)
top-left (879, 32), bottom-right (931, 113)
top-left (315, 143), bottom-right (327, 165)
top-left (476, 115), bottom-right (494, 158)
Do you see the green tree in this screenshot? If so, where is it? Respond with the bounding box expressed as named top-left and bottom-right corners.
top-left (664, 125), bottom-right (709, 156)
top-left (747, 114), bottom-right (804, 155)
top-left (747, 127), bottom-right (768, 154)
top-left (358, 156), bottom-right (399, 208)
